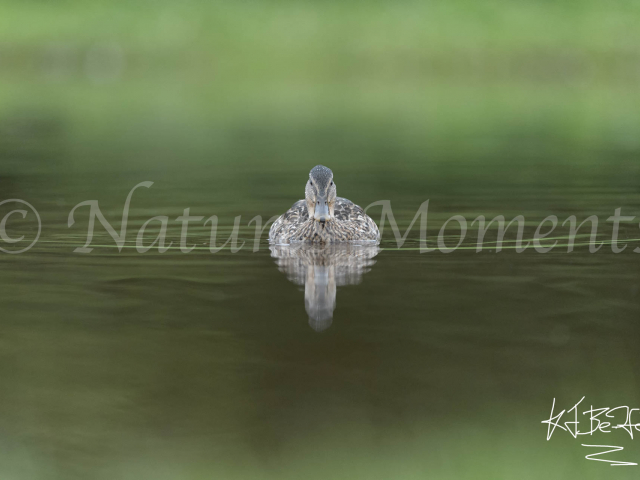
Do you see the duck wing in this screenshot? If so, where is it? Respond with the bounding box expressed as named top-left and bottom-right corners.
top-left (269, 199), bottom-right (308, 241)
top-left (334, 197), bottom-right (364, 221)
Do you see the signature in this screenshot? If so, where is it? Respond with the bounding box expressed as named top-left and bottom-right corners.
top-left (543, 397), bottom-right (640, 466)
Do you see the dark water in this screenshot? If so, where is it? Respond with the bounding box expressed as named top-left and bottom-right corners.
top-left (1, 161), bottom-right (640, 479)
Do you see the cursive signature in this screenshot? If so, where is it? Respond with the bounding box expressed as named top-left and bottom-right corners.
top-left (542, 397), bottom-right (640, 466)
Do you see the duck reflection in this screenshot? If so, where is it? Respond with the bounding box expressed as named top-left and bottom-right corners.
top-left (270, 244), bottom-right (380, 331)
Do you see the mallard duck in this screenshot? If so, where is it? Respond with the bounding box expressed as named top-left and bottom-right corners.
top-left (269, 165), bottom-right (380, 244)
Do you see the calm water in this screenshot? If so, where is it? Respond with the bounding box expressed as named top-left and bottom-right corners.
top-left (0, 161), bottom-right (639, 479)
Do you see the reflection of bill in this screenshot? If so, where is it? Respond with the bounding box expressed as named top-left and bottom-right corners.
top-left (270, 244), bottom-right (379, 332)
top-left (0, 199), bottom-right (41, 254)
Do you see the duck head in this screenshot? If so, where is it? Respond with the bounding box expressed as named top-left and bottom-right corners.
top-left (305, 165), bottom-right (337, 224)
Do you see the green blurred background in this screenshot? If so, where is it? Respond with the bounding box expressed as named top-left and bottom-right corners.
top-left (1, 1), bottom-right (640, 479)
top-left (2, 0), bottom-right (640, 177)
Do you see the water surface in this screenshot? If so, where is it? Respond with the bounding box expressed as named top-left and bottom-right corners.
top-left (0, 160), bottom-right (639, 479)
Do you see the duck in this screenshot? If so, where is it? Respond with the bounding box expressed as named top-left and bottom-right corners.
top-left (269, 165), bottom-right (380, 245)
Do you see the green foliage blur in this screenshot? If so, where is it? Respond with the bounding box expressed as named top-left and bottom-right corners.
top-left (0, 0), bottom-right (639, 177)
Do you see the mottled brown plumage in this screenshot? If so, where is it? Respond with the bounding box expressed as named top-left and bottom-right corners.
top-left (269, 165), bottom-right (380, 245)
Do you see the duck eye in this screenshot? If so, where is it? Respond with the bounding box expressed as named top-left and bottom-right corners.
top-left (310, 181), bottom-right (313, 187)
top-left (330, 181), bottom-right (333, 186)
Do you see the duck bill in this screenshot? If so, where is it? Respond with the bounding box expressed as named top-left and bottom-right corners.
top-left (314, 200), bottom-right (330, 222)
